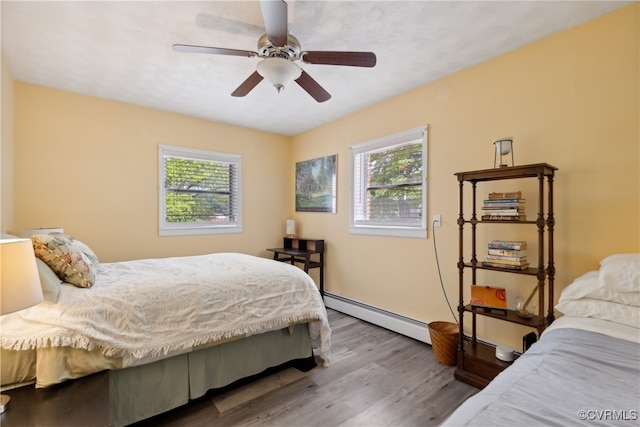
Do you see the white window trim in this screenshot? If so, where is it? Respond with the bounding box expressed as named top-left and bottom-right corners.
top-left (158, 145), bottom-right (243, 237)
top-left (350, 126), bottom-right (428, 238)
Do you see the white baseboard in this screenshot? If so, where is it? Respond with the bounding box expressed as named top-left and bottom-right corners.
top-left (324, 293), bottom-right (432, 344)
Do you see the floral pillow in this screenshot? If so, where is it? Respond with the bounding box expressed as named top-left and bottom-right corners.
top-left (31, 233), bottom-right (99, 288)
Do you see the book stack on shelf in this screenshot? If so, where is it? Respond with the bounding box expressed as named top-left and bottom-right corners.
top-left (483, 240), bottom-right (529, 270)
top-left (481, 191), bottom-right (525, 221)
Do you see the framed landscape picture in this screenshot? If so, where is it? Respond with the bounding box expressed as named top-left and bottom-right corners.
top-left (295, 154), bottom-right (337, 213)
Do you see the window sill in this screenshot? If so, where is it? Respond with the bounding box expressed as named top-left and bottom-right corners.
top-left (159, 225), bottom-right (242, 237)
top-left (350, 225), bottom-right (426, 239)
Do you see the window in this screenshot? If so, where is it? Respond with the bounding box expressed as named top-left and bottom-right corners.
top-left (159, 145), bottom-right (242, 236)
top-left (350, 126), bottom-right (427, 238)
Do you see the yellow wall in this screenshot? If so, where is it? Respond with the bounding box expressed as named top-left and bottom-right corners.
top-left (1, 60), bottom-right (16, 232)
top-left (3, 5), bottom-right (639, 348)
top-left (12, 84), bottom-right (293, 262)
top-left (291, 4), bottom-right (639, 346)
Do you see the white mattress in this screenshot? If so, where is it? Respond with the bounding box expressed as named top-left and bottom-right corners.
top-left (544, 315), bottom-right (640, 344)
top-left (1, 252), bottom-right (331, 385)
top-left (444, 316), bottom-right (640, 426)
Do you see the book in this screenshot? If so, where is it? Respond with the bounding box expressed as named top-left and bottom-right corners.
top-left (483, 199), bottom-right (525, 204)
top-left (481, 215), bottom-right (526, 221)
top-left (482, 206), bottom-right (525, 211)
top-left (486, 254), bottom-right (527, 263)
top-left (488, 240), bottom-right (527, 250)
top-left (484, 257), bottom-right (528, 264)
top-left (482, 261), bottom-right (530, 270)
top-left (480, 208), bottom-right (524, 214)
top-left (482, 196), bottom-right (526, 219)
top-left (483, 209), bottom-right (525, 215)
top-left (484, 260), bottom-right (528, 269)
top-left (482, 201), bottom-right (524, 206)
top-left (482, 203), bottom-right (525, 210)
top-left (488, 191), bottom-right (522, 200)
top-left (488, 248), bottom-right (527, 257)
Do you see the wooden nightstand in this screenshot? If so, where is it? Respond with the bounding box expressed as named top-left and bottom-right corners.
top-left (267, 237), bottom-right (325, 296)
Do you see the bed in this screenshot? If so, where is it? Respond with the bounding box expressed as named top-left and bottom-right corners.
top-left (443, 253), bottom-right (640, 426)
top-left (0, 233), bottom-right (331, 426)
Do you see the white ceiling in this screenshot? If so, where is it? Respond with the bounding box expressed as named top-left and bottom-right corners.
top-left (1, 1), bottom-right (631, 136)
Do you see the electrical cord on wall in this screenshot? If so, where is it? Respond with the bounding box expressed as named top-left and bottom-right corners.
top-left (432, 219), bottom-right (458, 324)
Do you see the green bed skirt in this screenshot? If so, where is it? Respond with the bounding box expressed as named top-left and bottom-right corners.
top-left (109, 323), bottom-right (313, 426)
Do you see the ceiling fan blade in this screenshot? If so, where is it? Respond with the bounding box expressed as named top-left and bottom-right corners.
top-left (260, 0), bottom-right (288, 46)
top-left (231, 71), bottom-right (264, 97)
top-left (302, 51), bottom-right (377, 67)
top-left (173, 44), bottom-right (257, 58)
top-left (195, 13), bottom-right (264, 37)
top-left (295, 70), bottom-right (331, 103)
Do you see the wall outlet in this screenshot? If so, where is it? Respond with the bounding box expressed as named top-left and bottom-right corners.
top-left (433, 214), bottom-right (441, 228)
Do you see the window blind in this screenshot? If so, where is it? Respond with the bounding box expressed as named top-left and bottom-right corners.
top-left (350, 126), bottom-right (427, 238)
top-left (159, 145), bottom-right (242, 236)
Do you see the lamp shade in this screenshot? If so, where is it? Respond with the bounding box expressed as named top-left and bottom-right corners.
top-left (19, 227), bottom-right (64, 238)
top-left (0, 239), bottom-right (43, 315)
top-left (285, 219), bottom-right (296, 237)
top-left (257, 57), bottom-right (302, 93)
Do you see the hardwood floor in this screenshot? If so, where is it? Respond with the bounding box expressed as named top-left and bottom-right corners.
top-left (0, 309), bottom-right (478, 427)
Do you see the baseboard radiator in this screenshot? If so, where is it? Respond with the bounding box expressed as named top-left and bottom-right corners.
top-left (324, 293), bottom-right (432, 344)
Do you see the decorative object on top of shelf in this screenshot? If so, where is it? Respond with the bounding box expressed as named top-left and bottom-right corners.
top-left (285, 219), bottom-right (296, 238)
top-left (295, 154), bottom-right (337, 213)
top-left (493, 138), bottom-right (514, 168)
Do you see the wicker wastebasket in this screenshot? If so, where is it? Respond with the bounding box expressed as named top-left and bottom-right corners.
top-left (428, 321), bottom-right (459, 366)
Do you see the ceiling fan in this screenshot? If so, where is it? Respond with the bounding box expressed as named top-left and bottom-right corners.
top-left (173, 0), bottom-right (377, 103)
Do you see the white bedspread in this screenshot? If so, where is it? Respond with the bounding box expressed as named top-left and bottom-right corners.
top-left (1, 253), bottom-right (331, 367)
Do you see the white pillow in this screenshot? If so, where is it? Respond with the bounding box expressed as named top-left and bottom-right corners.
top-left (599, 253), bottom-right (640, 292)
top-left (555, 298), bottom-right (640, 328)
top-left (559, 270), bottom-right (640, 307)
top-left (35, 258), bottom-right (62, 303)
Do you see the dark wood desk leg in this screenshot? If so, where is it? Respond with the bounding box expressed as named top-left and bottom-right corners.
top-left (319, 253), bottom-right (324, 297)
top-left (303, 255), bottom-right (310, 273)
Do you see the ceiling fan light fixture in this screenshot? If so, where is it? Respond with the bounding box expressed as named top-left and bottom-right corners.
top-left (256, 57), bottom-right (302, 93)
